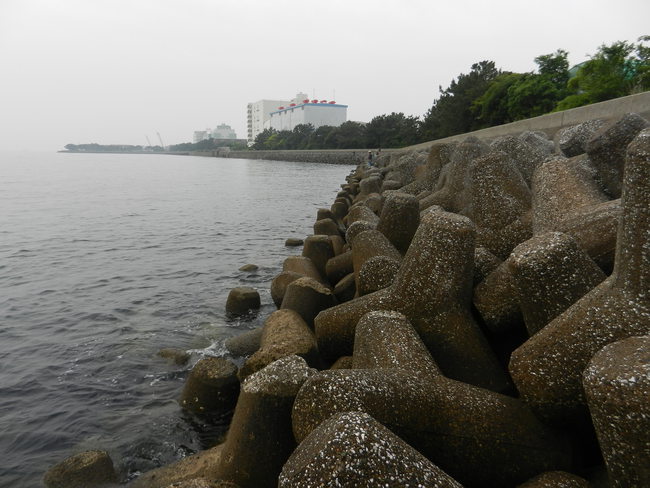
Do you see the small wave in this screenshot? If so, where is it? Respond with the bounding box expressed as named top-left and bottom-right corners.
top-left (113, 308), bottom-right (137, 316)
top-left (83, 312), bottom-right (120, 322)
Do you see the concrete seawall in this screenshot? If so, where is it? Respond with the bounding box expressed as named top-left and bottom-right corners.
top-left (193, 91), bottom-right (650, 164)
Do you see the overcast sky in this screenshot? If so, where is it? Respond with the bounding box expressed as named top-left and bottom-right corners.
top-left (1, 0), bottom-right (648, 151)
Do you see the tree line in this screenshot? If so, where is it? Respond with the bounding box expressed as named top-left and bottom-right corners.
top-left (253, 37), bottom-right (649, 150)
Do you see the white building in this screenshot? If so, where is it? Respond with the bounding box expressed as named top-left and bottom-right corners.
top-left (247, 93), bottom-right (309, 145)
top-left (267, 99), bottom-right (348, 132)
top-left (212, 123), bottom-right (236, 139)
top-left (193, 130), bottom-right (209, 143)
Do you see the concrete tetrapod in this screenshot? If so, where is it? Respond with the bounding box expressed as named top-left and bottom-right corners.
top-left (350, 229), bottom-right (401, 291)
top-left (270, 270), bottom-right (303, 308)
top-left (352, 310), bottom-right (441, 379)
top-left (316, 207), bottom-right (509, 392)
top-left (345, 204), bottom-right (380, 227)
top-left (531, 155), bottom-right (609, 236)
top-left (291, 369), bottom-right (571, 488)
top-left (376, 191), bottom-right (420, 255)
top-left (280, 276), bottom-right (337, 328)
top-left (517, 471), bottom-right (590, 488)
top-left (462, 150), bottom-right (532, 259)
top-left (279, 412), bottom-right (463, 488)
top-left (215, 356), bottom-right (315, 488)
top-left (180, 357), bottom-right (239, 415)
top-left (44, 450), bottom-right (117, 488)
top-left (301, 235), bottom-right (334, 278)
top-left (509, 232), bottom-right (606, 336)
top-left (238, 309), bottom-right (320, 380)
top-left (357, 255), bottom-right (400, 296)
top-left (509, 128), bottom-right (650, 426)
top-left (583, 336), bottom-right (650, 488)
top-left (473, 256), bottom-right (523, 335)
top-left (225, 287), bottom-right (260, 316)
top-left (585, 112), bottom-right (649, 198)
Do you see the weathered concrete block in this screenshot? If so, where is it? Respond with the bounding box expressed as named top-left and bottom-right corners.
top-left (324, 250), bottom-right (352, 285)
top-left (316, 208), bottom-right (509, 392)
top-left (553, 198), bottom-right (621, 274)
top-left (332, 273), bottom-right (356, 303)
top-left (357, 255), bottom-right (400, 296)
top-left (280, 412), bottom-right (462, 488)
top-left (284, 237), bottom-right (303, 247)
top-left (583, 336), bottom-right (650, 488)
top-left (376, 191), bottom-right (420, 255)
top-left (490, 134), bottom-right (549, 186)
top-left (531, 155), bottom-right (608, 235)
top-left (586, 112), bottom-right (649, 197)
top-left (313, 218), bottom-right (340, 237)
top-left (510, 128), bottom-right (650, 425)
top-left (517, 471), bottom-right (590, 488)
top-left (557, 119), bottom-right (605, 157)
top-left (165, 479), bottom-right (238, 488)
top-left (280, 276), bottom-right (337, 328)
top-left (44, 450), bottom-right (117, 488)
top-left (292, 369), bottom-right (570, 487)
top-left (344, 220), bottom-right (375, 245)
top-left (330, 201), bottom-right (347, 220)
top-left (473, 246), bottom-right (502, 287)
top-left (473, 256), bottom-right (523, 335)
top-left (353, 310), bottom-right (441, 378)
top-left (519, 130), bottom-right (555, 157)
top-left (316, 208), bottom-right (335, 221)
top-left (420, 139), bottom-right (487, 213)
top-left (358, 175), bottom-right (382, 196)
top-left (462, 150), bottom-right (532, 259)
top-left (225, 287), bottom-right (260, 316)
top-left (270, 270), bottom-right (303, 308)
top-left (328, 355), bottom-right (353, 369)
top-left (216, 356), bottom-right (315, 488)
top-left (301, 235), bottom-right (334, 279)
top-left (238, 309), bottom-right (320, 380)
top-left (180, 357), bottom-right (239, 415)
top-left (224, 327), bottom-right (263, 357)
top-left (510, 232), bottom-right (606, 336)
top-left (346, 204), bottom-right (379, 227)
top-left (329, 234), bottom-right (345, 256)
top-left (350, 229), bottom-right (401, 290)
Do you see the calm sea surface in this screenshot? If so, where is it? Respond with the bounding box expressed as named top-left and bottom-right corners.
top-left (0, 151), bottom-right (353, 487)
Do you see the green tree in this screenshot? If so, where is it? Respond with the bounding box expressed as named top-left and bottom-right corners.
top-left (252, 128), bottom-right (277, 150)
top-left (535, 49), bottom-right (570, 87)
top-left (324, 121), bottom-right (367, 148)
top-left (506, 73), bottom-right (563, 120)
top-left (421, 60), bottom-right (500, 140)
top-left (471, 72), bottom-right (523, 127)
top-left (365, 112), bottom-right (420, 148)
top-left (556, 40), bottom-right (640, 110)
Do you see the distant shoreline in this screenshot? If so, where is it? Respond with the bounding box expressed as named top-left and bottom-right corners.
top-left (58, 150), bottom-right (190, 155)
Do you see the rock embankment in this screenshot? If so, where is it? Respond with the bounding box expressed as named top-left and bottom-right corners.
top-left (47, 114), bottom-right (650, 488)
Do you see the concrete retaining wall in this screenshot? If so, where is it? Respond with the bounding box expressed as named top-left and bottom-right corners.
top-left (403, 91), bottom-right (650, 153)
top-left (190, 149), bottom-right (392, 165)
top-left (194, 91), bottom-right (650, 163)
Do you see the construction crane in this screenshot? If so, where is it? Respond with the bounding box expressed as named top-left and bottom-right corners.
top-left (156, 132), bottom-right (166, 152)
top-left (145, 135), bottom-right (153, 151)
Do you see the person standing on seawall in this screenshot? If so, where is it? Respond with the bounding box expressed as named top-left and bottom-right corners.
top-left (367, 150), bottom-right (374, 167)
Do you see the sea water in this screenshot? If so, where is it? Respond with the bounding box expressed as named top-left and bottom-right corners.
top-left (0, 151), bottom-right (353, 486)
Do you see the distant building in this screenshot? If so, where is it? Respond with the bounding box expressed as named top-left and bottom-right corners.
top-left (193, 130), bottom-right (209, 143)
top-left (267, 99), bottom-right (348, 132)
top-left (212, 123), bottom-right (237, 139)
top-left (247, 93), bottom-right (308, 145)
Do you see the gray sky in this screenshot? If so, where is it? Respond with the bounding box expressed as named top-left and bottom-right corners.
top-left (1, 0), bottom-right (648, 151)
